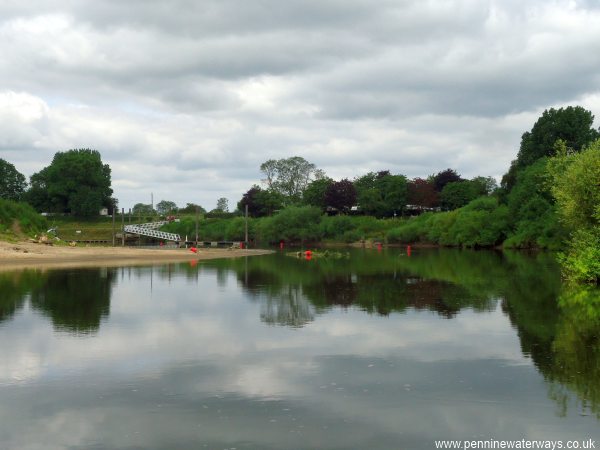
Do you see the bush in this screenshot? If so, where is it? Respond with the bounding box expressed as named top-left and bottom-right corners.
top-left (319, 215), bottom-right (355, 239)
top-left (387, 197), bottom-right (509, 247)
top-left (386, 214), bottom-right (432, 244)
top-left (255, 206), bottom-right (323, 244)
top-left (558, 228), bottom-right (600, 283)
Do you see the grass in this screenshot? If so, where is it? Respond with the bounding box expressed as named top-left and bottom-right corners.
top-left (49, 216), bottom-right (119, 241)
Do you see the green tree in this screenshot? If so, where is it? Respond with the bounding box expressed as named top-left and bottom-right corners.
top-left (440, 181), bottom-right (481, 210)
top-left (303, 177), bottom-right (333, 209)
top-left (502, 106), bottom-right (600, 192)
top-left (132, 203), bottom-right (154, 216)
top-left (215, 197), bottom-right (229, 213)
top-left (237, 185), bottom-right (284, 217)
top-left (354, 172), bottom-right (408, 217)
top-left (27, 149), bottom-right (112, 216)
top-left (471, 176), bottom-right (498, 195)
top-left (156, 200), bottom-right (178, 215)
top-left (260, 156), bottom-right (322, 202)
top-left (503, 158), bottom-right (563, 249)
top-left (516, 106), bottom-right (599, 168)
top-left (178, 203), bottom-right (206, 214)
top-left (0, 159), bottom-right (27, 201)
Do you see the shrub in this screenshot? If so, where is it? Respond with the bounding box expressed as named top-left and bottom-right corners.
top-left (255, 206), bottom-right (323, 244)
top-left (558, 228), bottom-right (600, 283)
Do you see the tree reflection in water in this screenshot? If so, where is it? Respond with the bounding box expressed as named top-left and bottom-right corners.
top-left (0, 268), bottom-right (116, 334)
top-left (202, 248), bottom-right (600, 417)
top-left (1, 248), bottom-right (598, 418)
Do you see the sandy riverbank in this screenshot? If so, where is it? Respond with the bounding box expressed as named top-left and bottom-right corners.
top-left (0, 240), bottom-right (273, 271)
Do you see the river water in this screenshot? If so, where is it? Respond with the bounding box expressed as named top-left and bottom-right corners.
top-left (0, 248), bottom-right (598, 449)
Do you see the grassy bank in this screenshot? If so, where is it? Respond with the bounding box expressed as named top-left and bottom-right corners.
top-left (0, 199), bottom-right (47, 240)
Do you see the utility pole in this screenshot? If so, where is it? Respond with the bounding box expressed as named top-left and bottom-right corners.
top-left (121, 208), bottom-right (125, 246)
top-left (112, 206), bottom-right (116, 247)
top-left (195, 205), bottom-right (199, 248)
top-left (245, 204), bottom-right (248, 246)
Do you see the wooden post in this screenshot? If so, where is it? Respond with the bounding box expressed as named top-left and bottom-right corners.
top-left (121, 208), bottom-right (125, 246)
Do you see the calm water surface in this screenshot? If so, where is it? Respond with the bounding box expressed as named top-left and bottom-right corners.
top-left (0, 248), bottom-right (599, 449)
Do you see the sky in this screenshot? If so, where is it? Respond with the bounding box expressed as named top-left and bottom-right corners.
top-left (1, 0), bottom-right (599, 211)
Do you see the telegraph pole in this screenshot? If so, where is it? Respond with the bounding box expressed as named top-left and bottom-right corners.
top-left (121, 208), bottom-right (125, 246)
top-left (245, 204), bottom-right (248, 246)
top-left (195, 205), bottom-right (199, 248)
top-left (112, 206), bottom-right (116, 247)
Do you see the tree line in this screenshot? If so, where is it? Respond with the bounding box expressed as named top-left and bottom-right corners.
top-left (1, 149), bottom-right (114, 217)
top-left (236, 159), bottom-right (497, 218)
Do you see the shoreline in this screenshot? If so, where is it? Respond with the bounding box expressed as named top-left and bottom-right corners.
top-left (0, 240), bottom-right (273, 271)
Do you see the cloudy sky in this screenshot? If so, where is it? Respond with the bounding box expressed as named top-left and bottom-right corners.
top-left (1, 0), bottom-right (599, 211)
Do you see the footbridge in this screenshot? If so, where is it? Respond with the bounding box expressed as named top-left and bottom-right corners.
top-left (124, 221), bottom-right (181, 242)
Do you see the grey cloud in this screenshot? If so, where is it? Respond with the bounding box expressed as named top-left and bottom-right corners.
top-left (0, 0), bottom-right (599, 209)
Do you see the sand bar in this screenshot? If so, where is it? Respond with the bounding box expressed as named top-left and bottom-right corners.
top-left (0, 240), bottom-right (273, 271)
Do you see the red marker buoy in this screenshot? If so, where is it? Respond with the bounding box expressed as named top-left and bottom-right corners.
top-left (280, 241), bottom-right (284, 250)
top-left (190, 247), bottom-right (197, 253)
top-left (407, 245), bottom-right (411, 257)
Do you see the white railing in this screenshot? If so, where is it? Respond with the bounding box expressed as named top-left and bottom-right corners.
top-left (124, 222), bottom-right (181, 242)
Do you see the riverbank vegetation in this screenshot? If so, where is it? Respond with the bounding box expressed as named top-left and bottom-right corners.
top-left (1, 106), bottom-right (599, 282)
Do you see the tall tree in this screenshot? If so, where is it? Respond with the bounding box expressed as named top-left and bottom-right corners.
top-left (0, 158), bottom-right (27, 201)
top-left (516, 106), bottom-right (600, 168)
top-left (215, 197), bottom-right (229, 213)
top-left (28, 149), bottom-right (112, 216)
top-left (324, 179), bottom-right (357, 213)
top-left (156, 200), bottom-right (178, 215)
top-left (470, 176), bottom-right (498, 196)
top-left (132, 203), bottom-right (154, 216)
top-left (259, 156), bottom-right (321, 202)
top-left (503, 106), bottom-right (600, 192)
top-left (178, 203), bottom-right (206, 214)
